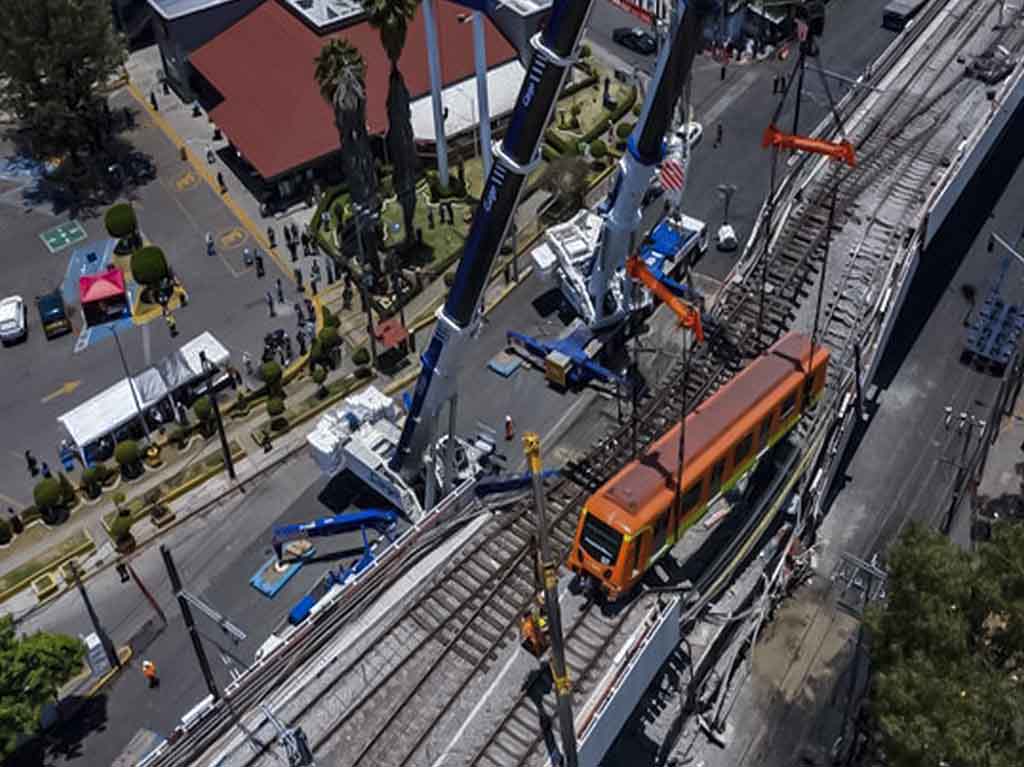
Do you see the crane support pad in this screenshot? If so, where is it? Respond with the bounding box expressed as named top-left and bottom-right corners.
top-left (762, 124), bottom-right (857, 167)
top-left (250, 546), bottom-right (316, 598)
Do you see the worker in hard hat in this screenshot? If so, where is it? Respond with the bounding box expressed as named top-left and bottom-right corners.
top-left (142, 659), bottom-right (159, 688)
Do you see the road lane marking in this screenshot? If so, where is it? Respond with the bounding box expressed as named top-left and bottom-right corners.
top-left (41, 380), bottom-right (83, 404)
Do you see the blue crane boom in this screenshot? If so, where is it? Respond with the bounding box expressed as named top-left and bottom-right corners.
top-left (588, 1), bottom-right (710, 326)
top-left (272, 509), bottom-right (398, 560)
top-left (391, 0), bottom-right (597, 473)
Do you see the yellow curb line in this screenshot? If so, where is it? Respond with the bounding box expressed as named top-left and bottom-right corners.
top-left (124, 81), bottom-right (297, 286)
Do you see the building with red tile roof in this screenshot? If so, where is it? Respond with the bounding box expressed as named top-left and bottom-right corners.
top-left (186, 0), bottom-right (518, 208)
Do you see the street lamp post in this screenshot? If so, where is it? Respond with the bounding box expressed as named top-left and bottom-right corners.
top-left (111, 325), bottom-right (151, 441)
top-left (199, 351), bottom-right (235, 481)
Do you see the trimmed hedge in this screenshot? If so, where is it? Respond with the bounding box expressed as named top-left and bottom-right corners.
top-left (352, 347), bottom-right (370, 366)
top-left (104, 203), bottom-right (137, 239)
top-left (33, 478), bottom-right (62, 511)
top-left (114, 440), bottom-right (140, 468)
top-left (590, 139), bottom-right (608, 160)
top-left (579, 86), bottom-right (638, 146)
top-left (131, 246), bottom-right (169, 288)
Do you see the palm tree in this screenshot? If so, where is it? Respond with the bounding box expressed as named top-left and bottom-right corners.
top-left (315, 39), bottom-right (381, 275)
top-left (366, 0), bottom-right (420, 248)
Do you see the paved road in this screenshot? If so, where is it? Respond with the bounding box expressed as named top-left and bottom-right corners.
top-left (0, 91), bottom-right (306, 508)
top-left (14, 1), bottom-right (903, 762)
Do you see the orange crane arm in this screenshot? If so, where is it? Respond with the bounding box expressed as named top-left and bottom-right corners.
top-left (762, 123), bottom-right (857, 168)
top-left (626, 255), bottom-right (704, 343)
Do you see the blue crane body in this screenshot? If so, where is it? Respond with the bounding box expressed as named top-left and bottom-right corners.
top-left (587, 1), bottom-right (711, 326)
top-left (506, 324), bottom-right (629, 389)
top-left (391, 0), bottom-right (597, 473)
top-left (272, 509), bottom-right (399, 561)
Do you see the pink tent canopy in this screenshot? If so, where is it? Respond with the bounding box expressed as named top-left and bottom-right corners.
top-left (79, 268), bottom-right (126, 304)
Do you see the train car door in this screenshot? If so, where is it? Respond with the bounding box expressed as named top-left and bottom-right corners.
top-left (652, 512), bottom-right (669, 558)
top-left (630, 531), bottom-right (648, 580)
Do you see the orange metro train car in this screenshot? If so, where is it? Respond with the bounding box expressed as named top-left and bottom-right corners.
top-left (568, 331), bottom-right (829, 600)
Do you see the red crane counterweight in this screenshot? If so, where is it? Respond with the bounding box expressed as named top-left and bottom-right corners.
top-left (762, 124), bottom-right (857, 168)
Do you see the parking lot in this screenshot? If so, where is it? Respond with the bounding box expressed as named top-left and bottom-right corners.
top-left (0, 92), bottom-right (311, 508)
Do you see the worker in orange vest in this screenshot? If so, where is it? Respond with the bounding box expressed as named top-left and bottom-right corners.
top-left (504, 414), bottom-right (515, 441)
top-left (142, 659), bottom-right (159, 688)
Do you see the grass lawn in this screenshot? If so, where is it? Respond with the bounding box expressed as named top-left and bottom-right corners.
top-left (550, 74), bottom-right (634, 147)
top-left (379, 186), bottom-right (472, 272)
top-left (0, 528), bottom-right (93, 595)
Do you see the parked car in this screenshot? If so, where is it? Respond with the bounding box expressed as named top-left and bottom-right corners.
top-left (612, 27), bottom-right (657, 55)
top-left (36, 289), bottom-right (72, 340)
top-left (0, 296), bottom-right (28, 345)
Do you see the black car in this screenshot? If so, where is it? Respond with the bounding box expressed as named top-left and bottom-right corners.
top-left (612, 27), bottom-right (657, 55)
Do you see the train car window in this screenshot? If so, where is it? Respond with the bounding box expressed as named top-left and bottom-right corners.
top-left (709, 459), bottom-right (726, 495)
top-left (780, 393), bottom-right (797, 419)
top-left (760, 414), bottom-right (773, 446)
top-left (734, 433), bottom-right (753, 465)
top-left (580, 513), bottom-right (623, 566)
top-left (681, 483), bottom-right (703, 515)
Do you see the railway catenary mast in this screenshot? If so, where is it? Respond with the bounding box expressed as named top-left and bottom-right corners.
top-left (586, 0), bottom-right (712, 327)
top-left (391, 0), bottom-right (597, 472)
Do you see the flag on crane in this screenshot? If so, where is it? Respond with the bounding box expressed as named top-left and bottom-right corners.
top-left (659, 158), bottom-right (686, 192)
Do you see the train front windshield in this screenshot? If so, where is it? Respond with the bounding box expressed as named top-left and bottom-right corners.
top-left (580, 512), bottom-right (622, 567)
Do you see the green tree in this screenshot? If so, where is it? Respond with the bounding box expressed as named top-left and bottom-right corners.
top-left (192, 395), bottom-right (215, 438)
top-left (865, 523), bottom-right (1024, 767)
top-left (32, 478), bottom-right (62, 515)
top-left (589, 139), bottom-right (608, 160)
top-left (315, 40), bottom-right (381, 275)
top-left (114, 440), bottom-right (142, 479)
top-left (0, 0), bottom-right (125, 164)
top-left (104, 203), bottom-right (141, 253)
top-left (266, 397), bottom-right (287, 431)
top-left (352, 346), bottom-right (371, 366)
top-left (259, 361), bottom-right (283, 398)
top-left (80, 466), bottom-right (103, 499)
top-left (131, 246), bottom-right (169, 294)
top-left (0, 616), bottom-right (84, 756)
top-left (366, 0), bottom-right (420, 247)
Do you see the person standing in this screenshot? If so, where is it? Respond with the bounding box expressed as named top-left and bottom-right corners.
top-left (242, 351), bottom-right (254, 377)
top-left (714, 123), bottom-right (723, 148)
top-left (41, 462), bottom-right (51, 479)
top-left (205, 232), bottom-right (216, 257)
top-left (266, 291), bottom-right (276, 318)
top-left (25, 450), bottom-right (38, 478)
top-left (276, 278), bottom-right (285, 304)
top-left (142, 660), bottom-right (159, 688)
top-left (504, 414), bottom-right (515, 441)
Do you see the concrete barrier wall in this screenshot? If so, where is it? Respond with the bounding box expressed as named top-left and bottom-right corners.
top-left (924, 66), bottom-right (1024, 247)
top-left (576, 599), bottom-right (680, 767)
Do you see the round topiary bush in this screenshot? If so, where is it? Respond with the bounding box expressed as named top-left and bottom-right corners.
top-left (131, 246), bottom-right (169, 291)
top-left (33, 478), bottom-right (62, 513)
top-left (81, 466), bottom-right (104, 499)
top-left (0, 518), bottom-right (12, 545)
top-left (616, 121), bottom-right (634, 140)
top-left (104, 203), bottom-right (137, 239)
top-left (312, 365), bottom-right (328, 398)
top-left (193, 395), bottom-right (215, 437)
top-left (308, 339), bottom-right (325, 370)
top-left (114, 440), bottom-right (143, 480)
top-left (260, 361), bottom-right (284, 398)
top-left (322, 306), bottom-right (341, 329)
top-left (580, 44), bottom-right (592, 58)
top-left (318, 327), bottom-right (341, 350)
top-left (266, 397), bottom-right (288, 432)
top-left (589, 139), bottom-right (608, 160)
top-left (632, 104), bottom-right (642, 117)
top-left (109, 515), bottom-right (135, 550)
top-left (352, 347), bottom-right (370, 366)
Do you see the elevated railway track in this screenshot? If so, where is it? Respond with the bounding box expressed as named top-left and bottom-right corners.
top-left (142, 2), bottom-right (1024, 765)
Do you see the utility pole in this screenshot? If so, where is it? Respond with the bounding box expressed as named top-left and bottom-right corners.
top-left (523, 433), bottom-right (578, 767)
top-left (199, 351), bottom-right (235, 481)
top-left (69, 561), bottom-right (119, 670)
top-left (160, 544), bottom-right (219, 701)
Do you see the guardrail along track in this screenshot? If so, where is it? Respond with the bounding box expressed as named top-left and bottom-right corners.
top-left (150, 5), bottom-right (1006, 766)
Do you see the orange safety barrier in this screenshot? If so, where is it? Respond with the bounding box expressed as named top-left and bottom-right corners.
top-left (761, 123), bottom-right (857, 167)
top-left (625, 255), bottom-right (704, 343)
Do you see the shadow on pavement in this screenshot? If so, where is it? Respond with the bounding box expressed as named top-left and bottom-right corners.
top-left (5, 694), bottom-right (109, 767)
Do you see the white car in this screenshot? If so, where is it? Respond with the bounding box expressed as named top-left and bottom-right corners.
top-left (716, 223), bottom-right (738, 252)
top-left (0, 295), bottom-right (27, 345)
top-left (677, 121), bottom-right (703, 149)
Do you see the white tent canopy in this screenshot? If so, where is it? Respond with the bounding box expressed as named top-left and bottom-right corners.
top-left (58, 372), bottom-right (168, 449)
top-left (58, 332), bottom-right (231, 448)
